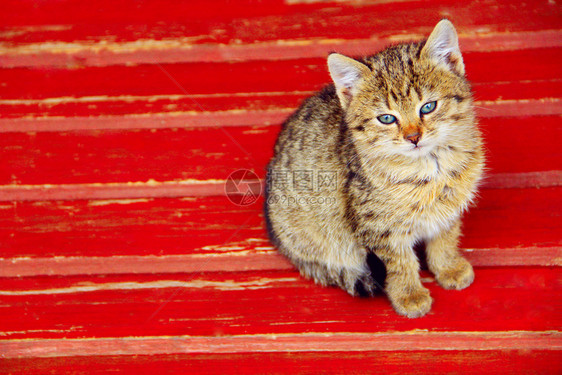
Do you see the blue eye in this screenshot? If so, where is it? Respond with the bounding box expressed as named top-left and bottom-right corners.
top-left (420, 101), bottom-right (437, 115)
top-left (377, 114), bottom-right (397, 124)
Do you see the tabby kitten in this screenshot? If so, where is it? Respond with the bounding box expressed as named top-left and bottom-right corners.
top-left (265, 20), bottom-right (484, 318)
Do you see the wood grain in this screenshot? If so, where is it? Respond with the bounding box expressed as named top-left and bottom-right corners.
top-left (1, 332), bottom-right (561, 357)
top-left (1, 49), bottom-right (560, 104)
top-left (0, 116), bottom-right (560, 190)
top-left (0, 269), bottom-right (560, 340)
top-left (2, 351), bottom-right (561, 375)
top-left (1, 0), bottom-right (561, 69)
top-left (0, 187), bottom-right (560, 276)
top-left (0, 0), bottom-right (560, 368)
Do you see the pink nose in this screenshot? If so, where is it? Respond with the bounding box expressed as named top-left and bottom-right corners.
top-left (406, 132), bottom-right (421, 145)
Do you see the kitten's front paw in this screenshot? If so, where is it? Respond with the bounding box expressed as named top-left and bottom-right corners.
top-left (389, 287), bottom-right (432, 318)
top-left (435, 257), bottom-right (474, 290)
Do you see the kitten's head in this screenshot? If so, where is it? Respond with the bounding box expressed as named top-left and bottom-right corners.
top-left (328, 20), bottom-right (475, 159)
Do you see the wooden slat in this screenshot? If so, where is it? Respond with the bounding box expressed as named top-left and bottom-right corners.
top-left (2, 350), bottom-right (561, 375)
top-left (0, 126), bottom-right (273, 186)
top-left (0, 110), bottom-right (294, 133)
top-left (2, 0), bottom-right (560, 41)
top-left (0, 187), bottom-right (559, 277)
top-left (0, 88), bottom-right (559, 123)
top-left (1, 49), bottom-right (561, 101)
top-left (0, 196), bottom-right (266, 259)
top-left (1, 77), bottom-right (560, 120)
top-left (0, 171), bottom-right (561, 203)
top-left (0, 268), bottom-right (560, 340)
top-left (1, 188), bottom-right (559, 258)
top-left (1, 332), bottom-right (561, 357)
top-left (2, 30), bottom-right (562, 69)
top-left (0, 116), bottom-right (560, 191)
top-left (2, 97), bottom-right (561, 135)
top-left (0, 0), bottom-right (559, 371)
top-left (1, 0), bottom-right (561, 69)
top-left (2, 0), bottom-right (560, 37)
top-left (1, 246), bottom-right (560, 279)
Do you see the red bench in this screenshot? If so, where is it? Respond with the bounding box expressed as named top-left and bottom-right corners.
top-left (1, 0), bottom-right (561, 373)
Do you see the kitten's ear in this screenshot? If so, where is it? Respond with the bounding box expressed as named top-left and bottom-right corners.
top-left (422, 19), bottom-right (465, 76)
top-left (327, 53), bottom-right (371, 108)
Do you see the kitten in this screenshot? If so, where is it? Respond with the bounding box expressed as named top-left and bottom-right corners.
top-left (265, 20), bottom-right (484, 318)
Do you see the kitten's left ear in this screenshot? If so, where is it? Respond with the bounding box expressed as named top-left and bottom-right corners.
top-left (422, 19), bottom-right (465, 76)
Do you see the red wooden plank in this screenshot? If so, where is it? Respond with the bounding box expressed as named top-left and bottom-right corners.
top-left (0, 81), bottom-right (559, 120)
top-left (461, 187), bottom-right (562, 249)
top-left (0, 170), bottom-right (560, 204)
top-left (0, 116), bottom-right (560, 187)
top-left (1, 333), bottom-right (561, 358)
top-left (0, 252), bottom-right (293, 278)
top-left (0, 180), bottom-right (232, 202)
top-left (0, 0), bottom-right (559, 47)
top-left (1, 246), bottom-right (560, 279)
top-left (0, 126), bottom-right (272, 186)
top-left (484, 171), bottom-right (562, 189)
top-left (0, 110), bottom-right (293, 133)
top-left (2, 350), bottom-right (561, 375)
top-left (0, 196), bottom-right (266, 258)
top-left (1, 49), bottom-right (560, 101)
top-left (0, 188), bottom-right (559, 264)
top-left (2, 30), bottom-right (562, 69)
top-left (0, 0), bottom-right (284, 26)
top-left (0, 268), bottom-right (560, 340)
top-left (2, 97), bottom-right (560, 135)
top-left (0, 1), bottom-right (558, 370)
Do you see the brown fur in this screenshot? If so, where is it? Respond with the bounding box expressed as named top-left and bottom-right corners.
top-left (265, 20), bottom-right (484, 318)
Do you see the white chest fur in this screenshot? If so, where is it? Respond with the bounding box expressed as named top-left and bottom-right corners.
top-left (366, 147), bottom-right (479, 244)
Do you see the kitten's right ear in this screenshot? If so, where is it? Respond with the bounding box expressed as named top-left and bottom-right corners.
top-left (327, 53), bottom-right (371, 109)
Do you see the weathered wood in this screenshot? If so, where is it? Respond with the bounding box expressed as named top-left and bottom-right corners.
top-left (2, 0), bottom-right (560, 44)
top-left (2, 30), bottom-right (562, 69)
top-left (0, 0), bottom-right (559, 369)
top-left (1, 0), bottom-right (561, 69)
top-left (0, 170), bottom-right (561, 203)
top-left (1, 49), bottom-right (561, 104)
top-left (0, 116), bottom-right (560, 192)
top-left (0, 269), bottom-right (560, 340)
top-left (1, 247), bottom-right (560, 278)
top-left (1, 97), bottom-right (560, 134)
top-left (2, 350), bottom-right (561, 375)
top-left (1, 332), bottom-right (561, 357)
top-left (0, 187), bottom-right (560, 276)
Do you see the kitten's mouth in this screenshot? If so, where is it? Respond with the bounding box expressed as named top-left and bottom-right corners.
top-left (409, 143), bottom-right (433, 157)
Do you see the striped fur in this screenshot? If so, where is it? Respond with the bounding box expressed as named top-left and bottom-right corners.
top-left (265, 20), bottom-right (484, 318)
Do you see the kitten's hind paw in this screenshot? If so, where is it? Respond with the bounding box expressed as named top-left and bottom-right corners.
top-left (390, 287), bottom-right (433, 318)
top-left (435, 257), bottom-right (474, 290)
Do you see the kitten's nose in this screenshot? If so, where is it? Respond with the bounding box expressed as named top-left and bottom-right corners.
top-left (406, 132), bottom-right (421, 145)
